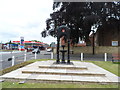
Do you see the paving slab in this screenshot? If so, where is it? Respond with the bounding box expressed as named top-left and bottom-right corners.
top-left (72, 76), bottom-right (98, 82)
top-left (60, 75), bottom-right (72, 81)
top-left (36, 74), bottom-right (61, 81)
top-left (22, 69), bottom-right (106, 76)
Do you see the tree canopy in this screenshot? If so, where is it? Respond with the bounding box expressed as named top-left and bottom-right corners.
top-left (31, 40), bottom-right (42, 42)
top-left (41, 2), bottom-right (120, 45)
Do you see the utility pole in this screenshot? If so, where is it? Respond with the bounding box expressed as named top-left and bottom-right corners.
top-left (91, 30), bottom-right (95, 55)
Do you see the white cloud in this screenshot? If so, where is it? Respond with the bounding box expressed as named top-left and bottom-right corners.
top-left (0, 0), bottom-right (56, 44)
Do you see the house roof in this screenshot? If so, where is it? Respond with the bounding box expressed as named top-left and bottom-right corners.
top-left (12, 41), bottom-right (45, 45)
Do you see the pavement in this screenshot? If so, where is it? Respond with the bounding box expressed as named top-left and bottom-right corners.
top-left (0, 60), bottom-right (119, 84)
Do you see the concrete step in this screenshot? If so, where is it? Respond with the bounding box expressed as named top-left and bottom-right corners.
top-left (2, 74), bottom-right (115, 84)
top-left (22, 69), bottom-right (105, 77)
top-left (38, 65), bottom-right (88, 70)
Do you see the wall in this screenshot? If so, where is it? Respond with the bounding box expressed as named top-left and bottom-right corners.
top-left (53, 46), bottom-right (119, 54)
top-left (95, 23), bottom-right (120, 46)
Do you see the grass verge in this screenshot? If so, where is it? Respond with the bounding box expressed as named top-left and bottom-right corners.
top-left (84, 61), bottom-right (119, 76)
top-left (1, 81), bottom-right (118, 88)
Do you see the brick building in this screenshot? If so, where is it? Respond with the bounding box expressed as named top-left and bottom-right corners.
top-left (90, 20), bottom-right (120, 46)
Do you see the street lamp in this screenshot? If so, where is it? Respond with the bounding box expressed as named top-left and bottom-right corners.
top-left (9, 40), bottom-right (11, 50)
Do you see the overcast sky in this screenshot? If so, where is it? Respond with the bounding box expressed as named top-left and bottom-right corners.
top-left (0, 0), bottom-right (57, 44)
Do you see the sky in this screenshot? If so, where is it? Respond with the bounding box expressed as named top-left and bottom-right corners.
top-left (0, 0), bottom-right (57, 44)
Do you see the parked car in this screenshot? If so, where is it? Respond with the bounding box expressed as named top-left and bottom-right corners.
top-left (26, 48), bottom-right (34, 52)
top-left (32, 48), bottom-right (40, 54)
top-left (47, 48), bottom-right (52, 52)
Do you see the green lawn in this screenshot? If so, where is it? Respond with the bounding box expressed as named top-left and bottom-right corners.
top-left (1, 59), bottom-right (119, 88)
top-left (84, 61), bottom-right (119, 76)
top-left (1, 81), bottom-right (118, 88)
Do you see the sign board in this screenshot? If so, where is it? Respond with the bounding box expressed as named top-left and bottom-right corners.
top-left (19, 37), bottom-right (25, 51)
top-left (112, 41), bottom-right (118, 46)
top-left (57, 25), bottom-right (70, 39)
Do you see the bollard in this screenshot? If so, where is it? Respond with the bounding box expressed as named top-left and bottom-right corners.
top-left (35, 52), bottom-right (37, 59)
top-left (12, 56), bottom-right (15, 66)
top-left (24, 54), bottom-right (27, 61)
top-left (81, 53), bottom-right (83, 61)
top-left (105, 53), bottom-right (107, 61)
top-left (51, 52), bottom-right (53, 59)
top-left (24, 50), bottom-right (27, 61)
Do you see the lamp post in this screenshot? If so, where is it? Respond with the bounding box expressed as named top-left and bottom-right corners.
top-left (9, 40), bottom-right (11, 50)
top-left (91, 30), bottom-right (95, 55)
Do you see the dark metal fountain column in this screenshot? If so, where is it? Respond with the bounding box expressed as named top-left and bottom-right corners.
top-left (56, 38), bottom-right (60, 63)
top-left (60, 45), bottom-right (67, 63)
top-left (67, 39), bottom-right (70, 64)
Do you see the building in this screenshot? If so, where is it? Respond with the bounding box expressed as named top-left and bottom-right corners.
top-left (12, 41), bottom-right (49, 50)
top-left (89, 22), bottom-right (120, 46)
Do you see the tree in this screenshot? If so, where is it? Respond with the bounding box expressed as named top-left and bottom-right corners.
top-left (41, 2), bottom-right (120, 45)
top-left (31, 40), bottom-right (42, 42)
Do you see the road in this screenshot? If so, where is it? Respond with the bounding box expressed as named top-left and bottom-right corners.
top-left (0, 51), bottom-right (52, 70)
top-left (0, 50), bottom-right (113, 70)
